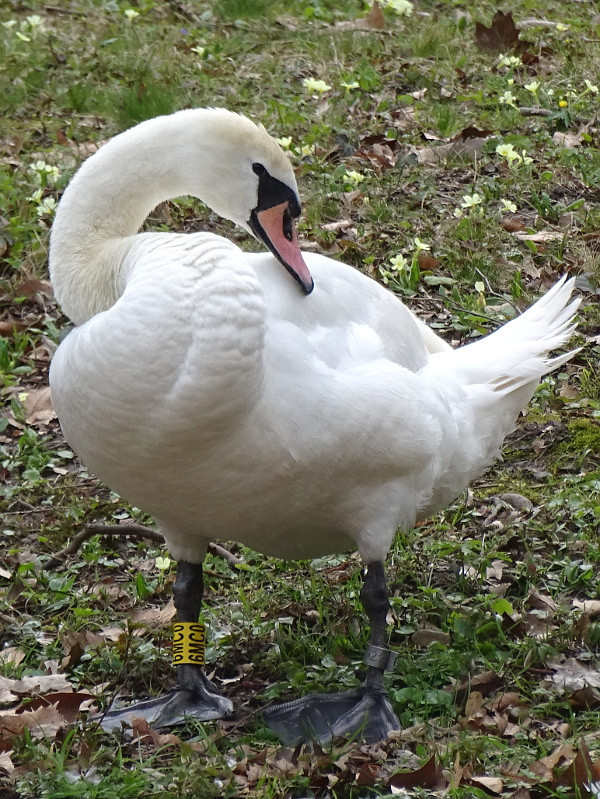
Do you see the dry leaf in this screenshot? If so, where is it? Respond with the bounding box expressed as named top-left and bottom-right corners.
top-left (0, 749), bottom-right (15, 775)
top-left (131, 717), bottom-right (182, 748)
top-left (130, 598), bottom-right (177, 627)
top-left (335, 1), bottom-right (385, 31)
top-left (471, 775), bottom-right (504, 793)
top-left (475, 11), bottom-right (520, 52)
top-left (573, 599), bottom-right (600, 617)
top-left (388, 754), bottom-right (444, 792)
top-left (550, 658), bottom-right (600, 691)
top-left (411, 628), bottom-right (451, 647)
top-left (0, 674), bottom-right (72, 704)
top-left (553, 131), bottom-right (583, 148)
top-left (514, 231), bottom-right (564, 243)
top-left (23, 387), bottom-right (57, 426)
top-left (0, 647), bottom-right (26, 667)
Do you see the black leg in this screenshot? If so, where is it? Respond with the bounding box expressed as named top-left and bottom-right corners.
top-left (263, 560), bottom-right (400, 745)
top-left (101, 558), bottom-right (233, 731)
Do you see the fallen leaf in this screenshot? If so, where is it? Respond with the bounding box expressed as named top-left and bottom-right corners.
top-left (23, 387), bottom-right (57, 426)
top-left (19, 692), bottom-right (98, 723)
top-left (0, 703), bottom-right (67, 741)
top-left (335, 1), bottom-right (385, 30)
top-left (0, 674), bottom-right (72, 704)
top-left (130, 598), bottom-right (177, 627)
top-left (130, 717), bottom-right (182, 748)
top-left (0, 749), bottom-right (15, 775)
top-left (475, 11), bottom-right (520, 52)
top-left (388, 755), bottom-right (444, 792)
top-left (471, 775), bottom-right (504, 794)
top-left (553, 131), bottom-right (583, 148)
top-left (573, 599), bottom-right (600, 617)
top-left (514, 231), bottom-right (564, 243)
top-left (411, 628), bottom-right (451, 647)
top-left (550, 658), bottom-right (600, 691)
top-left (0, 647), bottom-right (26, 667)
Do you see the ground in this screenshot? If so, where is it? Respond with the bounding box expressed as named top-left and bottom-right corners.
top-left (1, 1), bottom-right (600, 797)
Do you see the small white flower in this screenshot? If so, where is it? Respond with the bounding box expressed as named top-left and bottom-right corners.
top-left (497, 54), bottom-right (522, 68)
top-left (300, 144), bottom-right (315, 157)
top-left (460, 193), bottom-right (483, 209)
top-left (500, 199), bottom-right (517, 213)
top-left (2, 20), bottom-right (17, 29)
top-left (302, 77), bottom-right (332, 93)
top-left (25, 14), bottom-right (44, 28)
top-left (499, 90), bottom-right (518, 107)
top-left (496, 143), bottom-right (522, 164)
top-left (453, 207), bottom-right (463, 218)
top-left (155, 556), bottom-right (171, 571)
top-left (521, 150), bottom-right (533, 165)
top-left (555, 23), bottom-right (568, 32)
top-left (124, 8), bottom-right (140, 21)
top-left (389, 254), bottom-right (408, 270)
top-left (27, 188), bottom-right (43, 203)
top-left (341, 80), bottom-right (360, 90)
top-left (381, 0), bottom-right (413, 15)
top-left (36, 197), bottom-right (57, 216)
top-left (584, 79), bottom-right (599, 94)
top-left (190, 45), bottom-right (205, 56)
top-left (276, 136), bottom-right (292, 149)
top-left (413, 237), bottom-right (430, 252)
top-left (343, 170), bottom-right (364, 186)
top-left (524, 80), bottom-right (540, 94)
top-left (15, 31), bottom-right (31, 41)
top-left (474, 281), bottom-right (485, 293)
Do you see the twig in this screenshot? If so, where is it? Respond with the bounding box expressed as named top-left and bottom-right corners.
top-left (474, 267), bottom-right (521, 317)
top-left (45, 523), bottom-right (244, 569)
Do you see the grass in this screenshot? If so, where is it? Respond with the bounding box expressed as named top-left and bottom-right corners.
top-left (1, 0), bottom-right (600, 796)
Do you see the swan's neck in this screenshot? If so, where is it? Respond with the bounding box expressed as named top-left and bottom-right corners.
top-left (49, 110), bottom-right (249, 325)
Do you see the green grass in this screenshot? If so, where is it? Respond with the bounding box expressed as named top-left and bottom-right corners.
top-left (1, 0), bottom-right (600, 796)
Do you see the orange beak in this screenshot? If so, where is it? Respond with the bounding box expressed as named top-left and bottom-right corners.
top-left (250, 202), bottom-right (314, 295)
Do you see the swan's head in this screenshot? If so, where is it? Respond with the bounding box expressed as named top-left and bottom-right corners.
top-left (182, 109), bottom-right (313, 295)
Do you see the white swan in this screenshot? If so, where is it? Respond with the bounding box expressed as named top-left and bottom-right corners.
top-left (49, 108), bottom-right (579, 744)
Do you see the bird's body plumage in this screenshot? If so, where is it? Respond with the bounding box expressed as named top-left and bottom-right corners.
top-left (48, 108), bottom-right (579, 741)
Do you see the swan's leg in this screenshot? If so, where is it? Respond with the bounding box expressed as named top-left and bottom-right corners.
top-left (101, 560), bottom-right (233, 731)
top-left (263, 561), bottom-right (400, 746)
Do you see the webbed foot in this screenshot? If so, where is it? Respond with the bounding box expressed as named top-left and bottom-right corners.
top-left (263, 684), bottom-right (399, 746)
top-left (101, 667), bottom-right (233, 732)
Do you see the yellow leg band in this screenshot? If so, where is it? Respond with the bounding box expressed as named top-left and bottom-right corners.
top-left (172, 622), bottom-right (206, 666)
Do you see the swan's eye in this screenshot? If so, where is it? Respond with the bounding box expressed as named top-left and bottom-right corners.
top-left (282, 207), bottom-right (293, 242)
top-left (252, 163), bottom-right (266, 176)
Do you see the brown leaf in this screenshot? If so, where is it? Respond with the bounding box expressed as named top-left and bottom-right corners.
top-left (411, 628), bottom-right (451, 647)
top-left (0, 750), bottom-right (15, 775)
top-left (0, 319), bottom-right (29, 337)
top-left (388, 755), bottom-right (444, 792)
top-left (552, 738), bottom-right (600, 794)
top-left (130, 598), bottom-right (177, 627)
top-left (550, 657), bottom-right (600, 691)
top-left (335, 1), bottom-right (386, 31)
top-left (130, 717), bottom-right (182, 748)
top-left (0, 647), bottom-right (26, 667)
top-left (0, 674), bottom-right (72, 704)
top-left (417, 253), bottom-right (441, 271)
top-left (0, 703), bottom-right (67, 741)
top-left (23, 387), bottom-right (57, 427)
top-left (475, 11), bottom-right (520, 52)
top-left (529, 743), bottom-right (574, 781)
top-left (502, 216), bottom-right (527, 233)
top-left (471, 775), bottom-right (504, 794)
top-left (465, 691), bottom-right (484, 718)
top-left (570, 686), bottom-right (600, 709)
top-left (573, 599), bottom-right (600, 617)
top-left (364, 1), bottom-right (385, 29)
top-left (19, 692), bottom-right (97, 722)
top-left (453, 671), bottom-right (503, 704)
top-left (13, 278), bottom-right (53, 303)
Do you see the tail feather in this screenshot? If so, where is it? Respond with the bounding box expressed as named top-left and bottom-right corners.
top-left (431, 276), bottom-right (580, 395)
